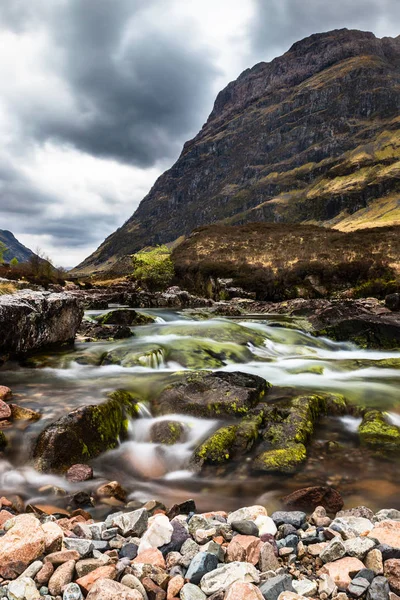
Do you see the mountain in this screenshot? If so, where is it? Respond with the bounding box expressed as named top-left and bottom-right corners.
top-left (75, 28), bottom-right (400, 275)
top-left (0, 230), bottom-right (35, 263)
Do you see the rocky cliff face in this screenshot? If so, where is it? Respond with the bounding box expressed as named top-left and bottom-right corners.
top-left (75, 29), bottom-right (400, 275)
top-left (0, 230), bottom-right (36, 263)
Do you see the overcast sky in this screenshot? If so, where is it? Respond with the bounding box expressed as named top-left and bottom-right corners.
top-left (0, 0), bottom-right (399, 267)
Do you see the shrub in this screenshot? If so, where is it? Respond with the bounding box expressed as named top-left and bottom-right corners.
top-left (131, 245), bottom-right (174, 291)
top-left (0, 242), bottom-right (7, 263)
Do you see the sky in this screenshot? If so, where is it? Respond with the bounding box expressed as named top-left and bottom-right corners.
top-left (0, 0), bottom-right (399, 267)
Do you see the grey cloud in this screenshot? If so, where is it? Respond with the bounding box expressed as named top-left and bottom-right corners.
top-left (26, 214), bottom-right (119, 247)
top-left (250, 0), bottom-right (400, 60)
top-left (0, 161), bottom-right (52, 216)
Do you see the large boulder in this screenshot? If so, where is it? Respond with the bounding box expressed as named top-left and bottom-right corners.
top-left (152, 371), bottom-right (271, 417)
top-left (0, 291), bottom-right (83, 362)
top-left (33, 390), bottom-right (140, 472)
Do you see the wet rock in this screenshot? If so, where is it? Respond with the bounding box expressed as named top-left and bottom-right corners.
top-left (86, 578), bottom-right (142, 600)
top-left (33, 390), bottom-right (140, 472)
top-left (66, 464), bottom-right (93, 483)
top-left (386, 294), bottom-right (400, 312)
top-left (0, 385), bottom-right (11, 400)
top-left (367, 576), bottom-right (390, 600)
top-left (150, 420), bottom-right (187, 445)
top-left (95, 308), bottom-right (154, 326)
top-left (153, 371), bottom-right (270, 418)
top-left (9, 404), bottom-right (41, 421)
top-left (359, 411), bottom-right (400, 454)
top-left (200, 562), bottom-right (260, 595)
top-left (194, 418), bottom-right (261, 465)
top-left (321, 557), bottom-right (365, 590)
top-left (226, 535), bottom-right (263, 565)
top-left (225, 581), bottom-right (264, 600)
top-left (48, 560), bottom-right (75, 596)
top-left (77, 320), bottom-right (133, 342)
top-left (0, 514), bottom-right (45, 579)
top-left (186, 552), bottom-right (219, 584)
top-left (63, 582), bottom-right (84, 600)
top-left (253, 444), bottom-right (307, 474)
top-left (259, 574), bottom-right (294, 600)
top-left (0, 399), bottom-right (11, 419)
top-left (96, 480), bottom-right (127, 501)
top-left (7, 577), bottom-right (40, 600)
top-left (282, 486), bottom-right (344, 513)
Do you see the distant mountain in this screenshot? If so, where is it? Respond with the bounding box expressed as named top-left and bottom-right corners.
top-left (74, 28), bottom-right (400, 275)
top-left (0, 230), bottom-right (35, 263)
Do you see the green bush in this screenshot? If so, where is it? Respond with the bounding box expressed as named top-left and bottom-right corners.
top-left (131, 245), bottom-right (174, 291)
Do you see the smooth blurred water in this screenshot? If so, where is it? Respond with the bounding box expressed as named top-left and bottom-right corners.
top-left (0, 307), bottom-right (399, 512)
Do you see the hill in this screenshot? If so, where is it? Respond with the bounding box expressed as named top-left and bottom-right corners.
top-left (74, 28), bottom-right (400, 275)
top-left (0, 230), bottom-right (35, 263)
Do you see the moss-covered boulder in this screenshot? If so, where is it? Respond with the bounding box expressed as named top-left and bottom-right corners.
top-left (154, 321), bottom-right (266, 346)
top-left (318, 316), bottom-right (400, 350)
top-left (33, 390), bottom-right (140, 472)
top-left (253, 443), bottom-right (307, 473)
top-left (359, 410), bottom-right (400, 455)
top-left (150, 420), bottom-right (187, 445)
top-left (152, 371), bottom-right (271, 418)
top-left (194, 416), bottom-right (260, 465)
top-left (95, 309), bottom-right (154, 326)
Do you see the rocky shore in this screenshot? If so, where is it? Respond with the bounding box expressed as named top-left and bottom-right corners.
top-left (0, 494), bottom-right (398, 600)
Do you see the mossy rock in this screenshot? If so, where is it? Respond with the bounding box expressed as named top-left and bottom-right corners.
top-left (194, 416), bottom-right (261, 465)
top-left (33, 389), bottom-right (141, 472)
top-left (150, 420), bottom-right (187, 445)
top-left (96, 309), bottom-right (155, 327)
top-left (320, 317), bottom-right (400, 350)
top-left (154, 321), bottom-right (266, 347)
top-left (359, 410), bottom-right (400, 454)
top-left (253, 443), bottom-right (307, 473)
top-left (152, 370), bottom-right (271, 418)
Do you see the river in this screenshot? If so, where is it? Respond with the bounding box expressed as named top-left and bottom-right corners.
top-left (1, 307), bottom-right (399, 514)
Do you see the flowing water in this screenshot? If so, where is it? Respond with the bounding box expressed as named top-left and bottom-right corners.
top-left (0, 307), bottom-right (400, 513)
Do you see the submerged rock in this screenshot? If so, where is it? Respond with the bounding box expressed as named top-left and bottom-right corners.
top-left (150, 420), bottom-right (187, 445)
top-left (0, 291), bottom-right (83, 363)
top-left (152, 371), bottom-right (271, 418)
top-left (282, 486), bottom-right (344, 513)
top-left (33, 390), bottom-right (140, 472)
top-left (95, 308), bottom-right (154, 326)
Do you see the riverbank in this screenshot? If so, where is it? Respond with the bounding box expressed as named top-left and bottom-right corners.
top-left (0, 495), bottom-right (398, 599)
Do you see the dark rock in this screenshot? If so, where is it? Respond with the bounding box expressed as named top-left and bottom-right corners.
top-left (119, 543), bottom-right (138, 560)
top-left (66, 464), bottom-right (93, 483)
top-left (378, 545), bottom-right (400, 561)
top-left (359, 410), bottom-right (400, 455)
top-left (231, 521), bottom-right (259, 537)
top-left (282, 486), bottom-right (344, 513)
top-left (185, 552), bottom-right (219, 584)
top-left (276, 524), bottom-right (297, 540)
top-left (77, 321), bottom-right (133, 342)
top-left (348, 577), bottom-right (370, 598)
top-left (166, 499), bottom-right (196, 520)
top-left (386, 294), bottom-right (400, 312)
top-left (33, 390), bottom-right (140, 472)
top-left (355, 569), bottom-right (375, 583)
top-left (150, 420), bottom-right (187, 445)
top-left (271, 511), bottom-right (307, 528)
top-left (367, 576), bottom-right (390, 600)
top-left (259, 574), bottom-right (294, 600)
top-left (159, 520), bottom-right (190, 555)
top-left (96, 309), bottom-right (154, 326)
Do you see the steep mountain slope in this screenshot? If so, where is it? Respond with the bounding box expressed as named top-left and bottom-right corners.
top-left (75, 29), bottom-right (400, 275)
top-left (0, 230), bottom-right (35, 263)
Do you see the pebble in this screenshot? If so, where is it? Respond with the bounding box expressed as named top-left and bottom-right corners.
top-left (259, 574), bottom-right (294, 600)
top-left (271, 511), bottom-right (307, 528)
top-left (181, 583), bottom-right (207, 600)
top-left (48, 560), bottom-right (75, 596)
top-left (231, 520), bottom-right (259, 536)
top-left (112, 508), bottom-right (149, 537)
top-left (7, 577), bottom-right (40, 600)
top-left (138, 514), bottom-right (173, 554)
top-left (63, 582), bottom-right (84, 600)
top-left (320, 537), bottom-right (346, 563)
top-left (186, 552), bottom-right (219, 583)
top-left (63, 537), bottom-right (94, 557)
top-left (200, 561), bottom-right (260, 595)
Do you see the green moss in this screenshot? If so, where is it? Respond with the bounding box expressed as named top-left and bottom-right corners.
top-left (359, 410), bottom-right (400, 454)
top-left (253, 443), bottom-right (307, 473)
top-left (196, 425), bottom-right (237, 464)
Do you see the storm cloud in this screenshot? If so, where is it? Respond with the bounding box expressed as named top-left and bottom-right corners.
top-left (0, 0), bottom-right (398, 265)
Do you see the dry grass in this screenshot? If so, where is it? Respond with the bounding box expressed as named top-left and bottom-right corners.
top-left (0, 282), bottom-right (17, 295)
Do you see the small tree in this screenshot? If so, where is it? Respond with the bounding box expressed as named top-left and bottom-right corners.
top-left (131, 245), bottom-right (174, 291)
top-left (0, 242), bottom-right (7, 263)
top-left (10, 257), bottom-right (19, 268)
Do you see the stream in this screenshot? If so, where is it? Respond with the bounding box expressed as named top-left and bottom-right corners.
top-left (1, 307), bottom-right (400, 514)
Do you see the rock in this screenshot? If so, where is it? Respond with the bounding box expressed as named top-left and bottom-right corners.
top-left (227, 506), bottom-right (268, 524)
top-left (42, 521), bottom-right (64, 554)
top-left (0, 508), bottom-right (13, 526)
top-left (365, 548), bottom-right (384, 574)
top-left (0, 399), bottom-right (11, 419)
top-left (7, 577), bottom-right (40, 600)
top-left (95, 308), bottom-right (153, 326)
top-left (142, 577), bottom-right (167, 600)
top-left (35, 561), bottom-right (54, 585)
top-left (231, 521), bottom-right (259, 537)
top-left (292, 578), bottom-right (318, 597)
top-left (200, 562), bottom-right (260, 595)
top-left (75, 557), bottom-right (110, 578)
top-left (375, 509), bottom-right (400, 522)
top-left (344, 537), bottom-right (376, 559)
top-left (160, 519), bottom-right (190, 554)
top-left (331, 516), bottom-right (374, 538)
top-left (227, 535), bottom-right (263, 565)
top-left (66, 464), bottom-right (93, 483)
top-left (259, 574), bottom-right (294, 600)
top-left (96, 480), bottom-right (128, 501)
top-left (9, 404), bottom-right (41, 421)
top-left (76, 565), bottom-right (117, 593)
top-left (64, 537), bottom-right (94, 557)
top-left (46, 550), bottom-right (81, 564)
top-left (310, 506), bottom-right (331, 527)
top-left (348, 577), bottom-right (370, 598)
top-left (185, 552), bottom-right (219, 584)
top-left (225, 582), bottom-right (264, 600)
top-left (153, 371), bottom-right (270, 418)
top-left (359, 411), bottom-right (400, 454)
top-left (337, 506), bottom-right (375, 520)
top-left (259, 542), bottom-right (280, 572)
top-left (112, 508), bottom-right (148, 537)
top-left (271, 512), bottom-right (306, 528)
top-left (0, 385), bottom-right (11, 400)
top-left (120, 574), bottom-right (149, 600)
top-left (282, 486), bottom-right (344, 513)
top-left (33, 390), bottom-right (140, 472)
top-left (321, 557), bottom-right (365, 590)
top-left (120, 543), bottom-right (138, 560)
top-left (138, 514), bottom-right (173, 554)
top-left (385, 560), bottom-right (400, 595)
top-left (167, 575), bottom-right (184, 599)
top-left (386, 294), bottom-right (400, 312)
top-left (20, 560), bottom-right (44, 579)
top-left (133, 548), bottom-right (166, 569)
top-left (370, 521), bottom-right (400, 549)
top-left (150, 420), bottom-right (187, 445)
top-left (0, 292), bottom-right (83, 360)
top-left (320, 537), bottom-right (346, 563)
top-left (181, 583), bottom-right (207, 600)
top-left (367, 576), bottom-right (390, 600)
top-left (0, 514), bottom-right (45, 579)
top-left (63, 582), bottom-right (84, 600)
top-left (86, 578), bottom-right (142, 600)
top-left (254, 444), bottom-right (307, 474)
top-left (48, 560), bottom-right (75, 596)
top-left (276, 594), bottom-right (307, 600)
top-left (318, 574), bottom-right (337, 597)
